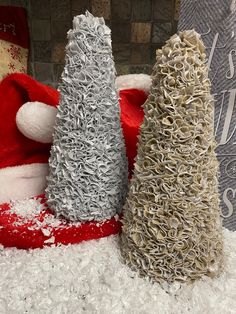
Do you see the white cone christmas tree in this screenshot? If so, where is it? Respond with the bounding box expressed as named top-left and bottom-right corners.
top-left (46, 12), bottom-right (128, 222)
top-left (121, 30), bottom-right (223, 283)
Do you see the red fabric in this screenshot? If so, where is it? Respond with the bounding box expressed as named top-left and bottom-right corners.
top-left (0, 6), bottom-right (29, 48)
top-left (0, 76), bottom-right (147, 249)
top-left (0, 74), bottom-right (146, 173)
top-left (120, 88), bottom-right (147, 174)
top-left (0, 73), bottom-right (59, 169)
top-left (0, 195), bottom-right (122, 249)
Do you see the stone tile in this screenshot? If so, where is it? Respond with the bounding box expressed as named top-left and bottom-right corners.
top-left (131, 44), bottom-right (150, 64)
top-left (0, 0), bottom-right (10, 4)
top-left (174, 0), bottom-right (181, 21)
top-left (152, 22), bottom-right (172, 44)
top-left (115, 64), bottom-right (130, 75)
top-left (28, 41), bottom-right (35, 62)
top-left (129, 64), bottom-right (152, 74)
top-left (33, 41), bottom-right (52, 62)
top-left (71, 0), bottom-right (91, 16)
top-left (111, 0), bottom-right (131, 20)
top-left (106, 20), bottom-right (111, 28)
top-left (132, 0), bottom-right (151, 21)
top-left (27, 62), bottom-right (35, 77)
top-left (10, 0), bottom-right (28, 7)
top-left (47, 82), bottom-right (58, 89)
top-left (52, 42), bottom-right (66, 63)
top-left (31, 0), bottom-right (50, 18)
top-left (53, 63), bottom-right (64, 83)
top-left (131, 23), bottom-right (151, 43)
top-left (153, 0), bottom-right (174, 20)
top-left (31, 19), bottom-right (51, 41)
top-left (150, 45), bottom-right (163, 64)
top-left (51, 20), bottom-right (71, 42)
top-left (173, 20), bottom-right (178, 33)
top-left (34, 62), bottom-right (54, 83)
top-left (51, 0), bottom-right (71, 20)
top-left (28, 51), bottom-right (33, 63)
top-left (91, 0), bottom-right (110, 19)
top-left (113, 44), bottom-right (130, 64)
top-left (111, 22), bottom-right (130, 43)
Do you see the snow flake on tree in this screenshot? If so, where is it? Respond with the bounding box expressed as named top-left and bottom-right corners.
top-left (7, 44), bottom-right (22, 62)
top-left (19, 66), bottom-right (26, 73)
top-left (8, 62), bottom-right (15, 71)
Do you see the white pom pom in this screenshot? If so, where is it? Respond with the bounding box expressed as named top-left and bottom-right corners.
top-left (16, 101), bottom-right (57, 143)
top-left (115, 74), bottom-right (151, 93)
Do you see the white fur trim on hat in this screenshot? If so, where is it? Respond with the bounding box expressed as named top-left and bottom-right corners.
top-left (115, 74), bottom-right (151, 93)
top-left (16, 101), bottom-right (57, 144)
top-left (0, 163), bottom-right (49, 204)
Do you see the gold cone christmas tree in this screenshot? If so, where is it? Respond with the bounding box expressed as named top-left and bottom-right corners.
top-left (121, 30), bottom-right (223, 284)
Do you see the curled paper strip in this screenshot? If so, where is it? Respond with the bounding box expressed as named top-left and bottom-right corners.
top-left (121, 30), bottom-right (223, 284)
top-left (46, 12), bottom-right (128, 222)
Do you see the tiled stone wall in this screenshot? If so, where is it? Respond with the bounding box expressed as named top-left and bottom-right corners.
top-left (0, 0), bottom-right (180, 87)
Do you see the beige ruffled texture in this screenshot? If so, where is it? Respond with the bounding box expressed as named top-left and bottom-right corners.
top-left (121, 30), bottom-right (223, 284)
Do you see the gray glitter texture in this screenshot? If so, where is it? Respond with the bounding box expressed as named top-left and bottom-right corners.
top-left (46, 12), bottom-right (128, 222)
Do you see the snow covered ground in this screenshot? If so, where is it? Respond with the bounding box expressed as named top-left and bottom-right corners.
top-left (0, 229), bottom-right (236, 314)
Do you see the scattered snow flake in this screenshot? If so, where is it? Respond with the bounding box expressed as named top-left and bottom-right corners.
top-left (9, 198), bottom-right (46, 219)
top-left (41, 228), bottom-right (51, 237)
top-left (44, 236), bottom-right (55, 244)
top-left (114, 214), bottom-right (119, 221)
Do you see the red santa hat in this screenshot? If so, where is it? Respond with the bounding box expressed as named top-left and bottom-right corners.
top-left (116, 73), bottom-right (151, 94)
top-left (116, 74), bottom-right (151, 174)
top-left (0, 73), bottom-right (151, 204)
top-left (0, 73), bottom-right (152, 249)
top-left (0, 73), bottom-right (59, 203)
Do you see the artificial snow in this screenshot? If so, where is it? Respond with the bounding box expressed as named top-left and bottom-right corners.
top-left (0, 230), bottom-right (236, 314)
top-left (9, 198), bottom-right (46, 219)
top-left (9, 197), bottom-right (82, 230)
top-left (43, 236), bottom-right (55, 244)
